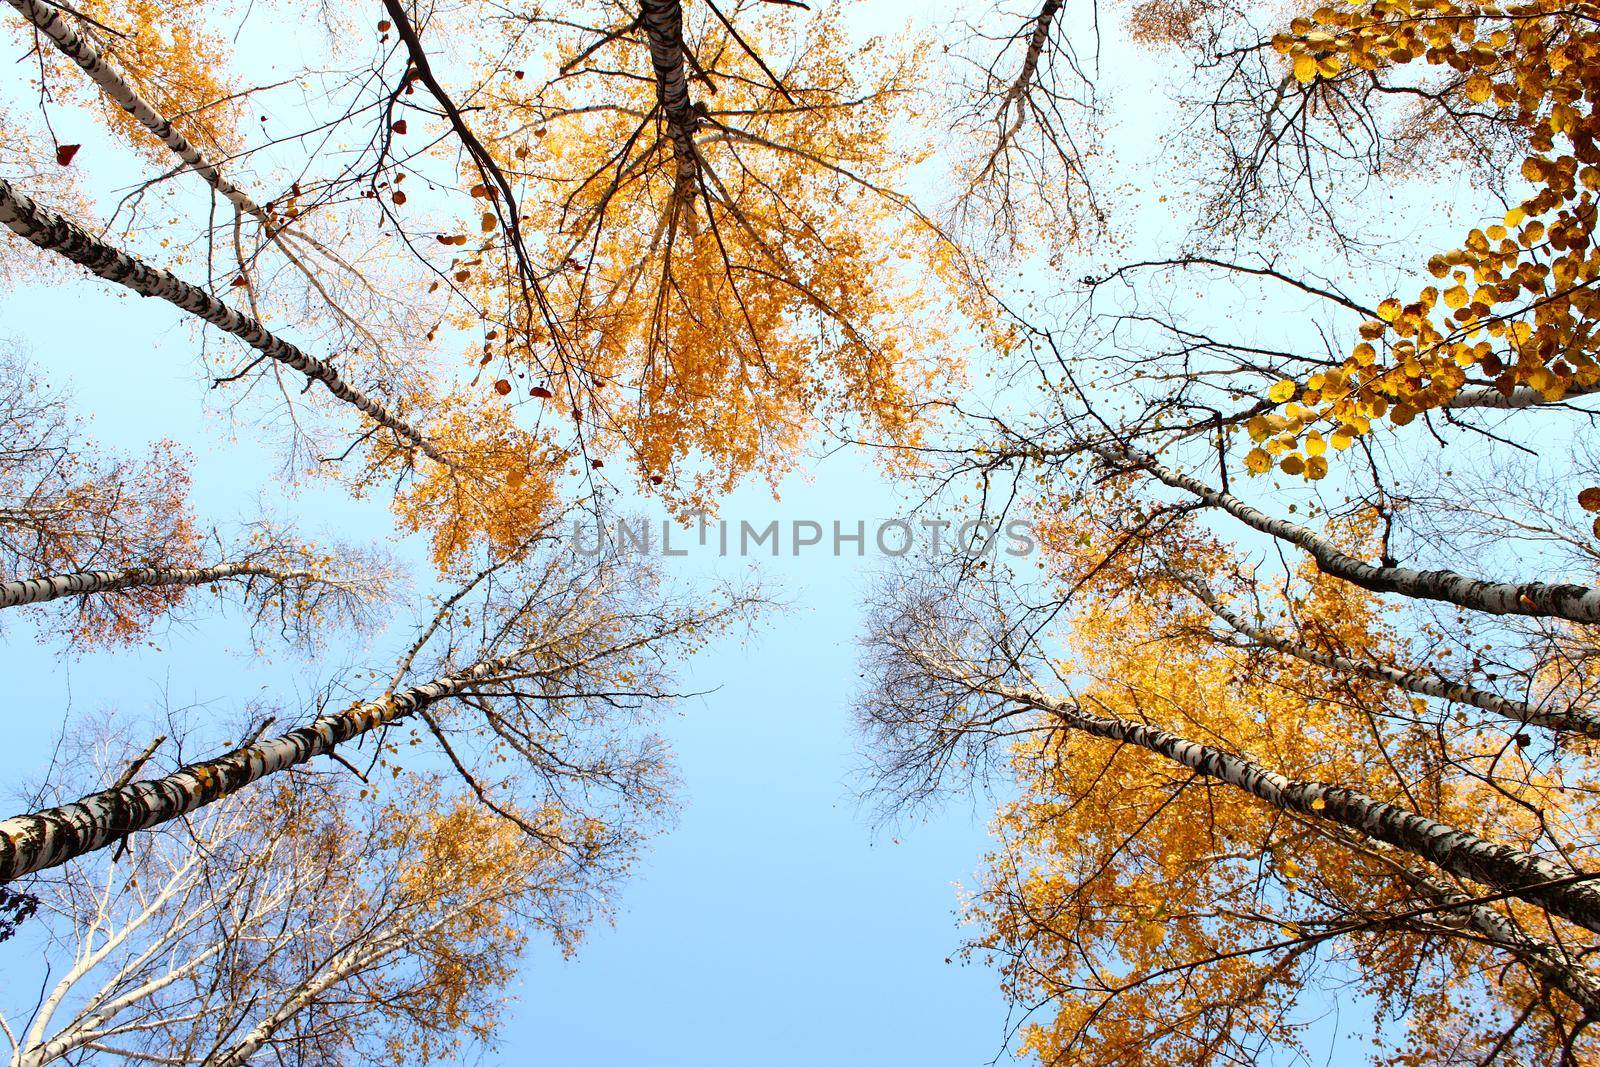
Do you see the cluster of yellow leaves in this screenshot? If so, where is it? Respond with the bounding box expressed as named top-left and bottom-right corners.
top-left (382, 394), bottom-right (568, 569)
top-left (56, 0), bottom-right (242, 162)
top-left (1249, 0), bottom-right (1600, 481)
top-left (386, 799), bottom-right (560, 1047)
top-left (980, 535), bottom-right (1596, 1065)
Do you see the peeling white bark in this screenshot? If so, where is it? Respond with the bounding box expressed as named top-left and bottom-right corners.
top-left (0, 654), bottom-right (519, 883)
top-left (1120, 446), bottom-right (1600, 624)
top-left (1447, 382), bottom-right (1600, 410)
top-left (998, 682), bottom-right (1600, 935)
top-left (1003, 0), bottom-right (1062, 111)
top-left (1172, 571), bottom-right (1600, 737)
top-left (4, 0), bottom-right (257, 217)
top-left (639, 0), bottom-right (700, 190)
top-left (0, 179), bottom-right (446, 464)
top-left (1407, 867), bottom-right (1600, 1016)
top-left (0, 562), bottom-right (305, 610)
top-left (5, 0), bottom-right (400, 356)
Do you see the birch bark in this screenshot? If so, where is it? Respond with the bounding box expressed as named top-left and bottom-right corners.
top-left (1171, 570), bottom-right (1600, 737)
top-left (0, 562), bottom-right (309, 610)
top-left (639, 0), bottom-right (701, 191)
top-left (0, 654), bottom-right (517, 882)
top-left (994, 680), bottom-right (1600, 934)
top-left (1118, 445), bottom-right (1600, 624)
top-left (0, 180), bottom-right (445, 464)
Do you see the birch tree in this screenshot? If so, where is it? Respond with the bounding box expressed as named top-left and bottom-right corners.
top-left (0, 352), bottom-right (395, 647)
top-left (2, 0), bottom-right (972, 567)
top-left (840, 0), bottom-right (1600, 1062)
top-left (379, 0), bottom-right (964, 514)
top-left (3, 763), bottom-right (588, 1066)
top-left (941, 0), bottom-right (1103, 253)
top-left (859, 549), bottom-right (1600, 1063)
top-left (0, 518), bottom-right (756, 883)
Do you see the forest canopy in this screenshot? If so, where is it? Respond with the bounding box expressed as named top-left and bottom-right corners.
top-left (2, 0), bottom-right (1600, 1063)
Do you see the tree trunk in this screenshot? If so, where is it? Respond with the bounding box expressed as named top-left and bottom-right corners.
top-left (0, 561), bottom-right (307, 610)
top-left (1173, 570), bottom-right (1600, 737)
top-left (0, 656), bottom-right (516, 882)
top-left (1406, 867), bottom-right (1600, 1017)
top-left (4, 0), bottom-right (258, 218)
top-left (639, 0), bottom-right (700, 191)
top-left (1117, 445), bottom-right (1600, 625)
top-left (996, 681), bottom-right (1600, 935)
top-left (0, 179), bottom-right (445, 464)
top-left (1004, 0), bottom-right (1062, 109)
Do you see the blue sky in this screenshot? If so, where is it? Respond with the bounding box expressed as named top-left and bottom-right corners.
top-left (0, 0), bottom-right (1494, 1058)
top-left (0, 280), bottom-right (1016, 1063)
top-left (0, 1), bottom-right (1026, 1055)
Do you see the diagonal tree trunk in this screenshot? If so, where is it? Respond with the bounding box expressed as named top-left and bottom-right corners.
top-left (983, 676), bottom-right (1600, 934)
top-left (0, 655), bottom-right (519, 883)
top-left (5, 0), bottom-right (258, 217)
top-left (992, 0), bottom-right (1063, 149)
top-left (1171, 569), bottom-right (1600, 737)
top-left (1404, 866), bottom-right (1600, 1016)
top-left (1111, 444), bottom-right (1600, 624)
top-left (0, 561), bottom-right (312, 610)
top-left (6, 0), bottom-right (406, 353)
top-left (0, 179), bottom-right (446, 464)
top-left (639, 0), bottom-right (701, 194)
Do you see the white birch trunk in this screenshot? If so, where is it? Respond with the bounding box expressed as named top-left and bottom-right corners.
top-left (639, 0), bottom-right (700, 190)
top-left (995, 681), bottom-right (1600, 934)
top-left (1407, 868), bottom-right (1600, 1016)
top-left (0, 654), bottom-right (519, 882)
top-left (1172, 571), bottom-right (1600, 737)
top-left (0, 180), bottom-right (446, 464)
top-left (0, 562), bottom-right (307, 610)
top-left (1120, 446), bottom-right (1600, 624)
top-left (4, 0), bottom-right (257, 217)
top-left (1003, 0), bottom-right (1062, 108)
top-left (1447, 382), bottom-right (1600, 409)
